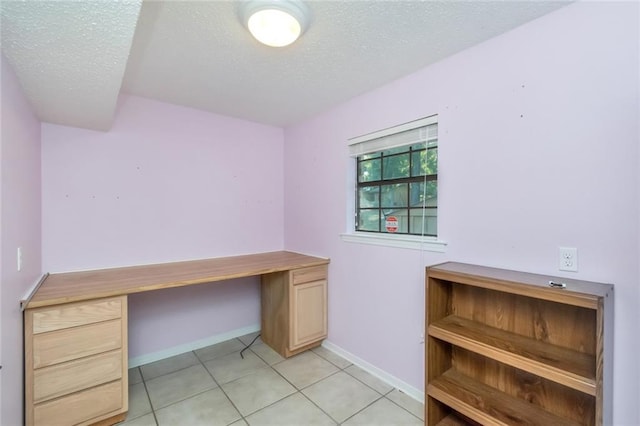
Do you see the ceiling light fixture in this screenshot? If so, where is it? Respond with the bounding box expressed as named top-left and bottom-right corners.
top-left (241, 0), bottom-right (311, 48)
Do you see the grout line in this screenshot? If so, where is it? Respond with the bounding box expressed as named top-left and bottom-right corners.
top-left (243, 352), bottom-right (339, 421)
top-left (297, 384), bottom-right (341, 424)
top-left (138, 352), bottom-right (203, 382)
top-left (197, 349), bottom-right (248, 425)
top-left (385, 388), bottom-right (425, 421)
top-left (310, 346), bottom-right (354, 370)
top-left (338, 394), bottom-right (385, 425)
top-left (140, 369), bottom-right (159, 426)
top-left (142, 352), bottom-right (223, 417)
top-left (133, 335), bottom-right (422, 425)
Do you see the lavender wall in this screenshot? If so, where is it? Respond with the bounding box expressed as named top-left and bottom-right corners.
top-left (0, 54), bottom-right (42, 425)
top-left (284, 2), bottom-right (639, 424)
top-left (41, 94), bottom-right (285, 358)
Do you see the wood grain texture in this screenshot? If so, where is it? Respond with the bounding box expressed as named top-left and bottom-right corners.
top-left (428, 370), bottom-right (582, 426)
top-left (450, 284), bottom-right (597, 353)
top-left (32, 298), bottom-right (122, 334)
top-left (292, 265), bottom-right (327, 285)
top-left (262, 265), bottom-right (328, 358)
top-left (26, 251), bottom-right (329, 308)
top-left (34, 349), bottom-right (122, 403)
top-left (120, 296), bottom-right (129, 414)
top-left (428, 262), bottom-right (611, 309)
top-left (426, 275), bottom-right (453, 424)
top-left (33, 380), bottom-right (123, 426)
top-left (426, 337), bottom-right (453, 425)
top-left (261, 271), bottom-right (290, 357)
top-left (26, 296), bottom-right (128, 426)
top-left (290, 279), bottom-right (327, 349)
top-left (23, 253), bottom-right (329, 426)
top-left (33, 319), bottom-right (122, 369)
top-left (435, 413), bottom-right (479, 426)
top-left (425, 262), bottom-right (612, 426)
top-left (89, 413), bottom-right (127, 426)
top-left (595, 290), bottom-right (614, 426)
top-left (25, 309), bottom-right (35, 426)
top-left (429, 315), bottom-right (596, 395)
top-left (452, 347), bottom-right (595, 425)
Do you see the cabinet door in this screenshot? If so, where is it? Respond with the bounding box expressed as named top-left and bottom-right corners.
top-left (290, 279), bottom-right (327, 350)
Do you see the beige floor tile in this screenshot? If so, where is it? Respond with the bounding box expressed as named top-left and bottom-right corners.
top-left (204, 350), bottom-right (268, 384)
top-left (140, 351), bottom-right (200, 381)
top-left (302, 372), bottom-right (381, 423)
top-left (344, 365), bottom-right (393, 395)
top-left (119, 412), bottom-right (157, 426)
top-left (238, 331), bottom-right (263, 346)
top-left (273, 351), bottom-right (339, 389)
top-left (250, 342), bottom-right (285, 365)
top-left (342, 397), bottom-right (423, 425)
top-left (129, 367), bottom-right (143, 385)
top-left (145, 364), bottom-right (217, 410)
top-left (221, 368), bottom-right (296, 416)
top-left (195, 338), bottom-right (246, 362)
top-left (386, 389), bottom-right (425, 420)
top-left (127, 382), bottom-right (152, 420)
top-left (129, 339), bottom-right (415, 426)
top-left (245, 392), bottom-right (336, 426)
top-left (155, 388), bottom-right (241, 426)
top-left (311, 346), bottom-right (352, 369)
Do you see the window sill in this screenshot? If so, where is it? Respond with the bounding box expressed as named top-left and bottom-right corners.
top-left (340, 232), bottom-right (447, 252)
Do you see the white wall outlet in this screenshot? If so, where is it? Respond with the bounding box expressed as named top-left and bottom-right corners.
top-left (17, 247), bottom-right (23, 272)
top-left (559, 247), bottom-right (578, 272)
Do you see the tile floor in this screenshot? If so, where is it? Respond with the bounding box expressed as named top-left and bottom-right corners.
top-left (120, 333), bottom-right (424, 425)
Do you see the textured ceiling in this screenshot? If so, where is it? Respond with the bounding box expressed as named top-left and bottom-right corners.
top-left (0, 1), bottom-right (142, 130)
top-left (1, 1), bottom-right (570, 131)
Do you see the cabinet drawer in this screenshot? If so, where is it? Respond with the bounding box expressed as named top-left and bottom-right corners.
top-left (34, 349), bottom-right (123, 403)
top-left (32, 297), bottom-right (123, 334)
top-left (33, 319), bottom-right (122, 369)
top-left (34, 380), bottom-right (123, 426)
top-left (292, 265), bottom-right (327, 285)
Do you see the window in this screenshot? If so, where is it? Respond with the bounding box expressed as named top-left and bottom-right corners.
top-left (347, 115), bottom-right (440, 243)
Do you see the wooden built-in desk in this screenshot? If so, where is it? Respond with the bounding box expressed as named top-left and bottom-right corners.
top-left (23, 251), bottom-right (329, 426)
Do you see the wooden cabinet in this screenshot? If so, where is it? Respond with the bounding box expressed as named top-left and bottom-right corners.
top-left (25, 296), bottom-right (128, 426)
top-left (262, 265), bottom-right (328, 357)
top-left (425, 262), bottom-right (613, 426)
top-left (22, 252), bottom-right (329, 425)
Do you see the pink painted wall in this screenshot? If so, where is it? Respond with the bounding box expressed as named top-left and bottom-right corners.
top-left (41, 94), bottom-right (284, 358)
top-left (284, 2), bottom-right (639, 424)
top-left (0, 54), bottom-right (42, 425)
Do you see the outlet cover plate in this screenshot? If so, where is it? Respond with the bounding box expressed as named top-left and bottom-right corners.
top-left (559, 247), bottom-right (578, 272)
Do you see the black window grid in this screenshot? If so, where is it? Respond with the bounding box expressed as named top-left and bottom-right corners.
top-left (356, 144), bottom-right (437, 236)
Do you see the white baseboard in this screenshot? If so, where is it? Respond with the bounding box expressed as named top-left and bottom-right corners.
top-left (128, 324), bottom-right (260, 368)
top-left (321, 340), bottom-right (425, 404)
top-left (128, 328), bottom-right (425, 405)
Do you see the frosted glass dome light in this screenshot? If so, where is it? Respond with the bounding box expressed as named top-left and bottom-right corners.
top-left (242, 0), bottom-right (310, 47)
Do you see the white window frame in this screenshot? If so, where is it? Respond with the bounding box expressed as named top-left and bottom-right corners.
top-left (340, 115), bottom-right (447, 252)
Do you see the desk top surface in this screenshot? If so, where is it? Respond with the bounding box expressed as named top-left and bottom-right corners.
top-left (26, 251), bottom-right (329, 309)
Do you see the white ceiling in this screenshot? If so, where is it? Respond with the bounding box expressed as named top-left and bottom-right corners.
top-left (1, 0), bottom-right (570, 131)
top-left (1, 1), bottom-right (142, 130)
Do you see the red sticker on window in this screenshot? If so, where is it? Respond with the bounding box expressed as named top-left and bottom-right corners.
top-left (385, 216), bottom-right (398, 233)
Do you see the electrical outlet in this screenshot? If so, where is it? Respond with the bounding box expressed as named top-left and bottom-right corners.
top-left (559, 247), bottom-right (578, 272)
top-left (17, 247), bottom-right (22, 271)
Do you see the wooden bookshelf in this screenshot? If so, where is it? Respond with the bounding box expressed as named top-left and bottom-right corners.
top-left (425, 262), bottom-right (613, 426)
